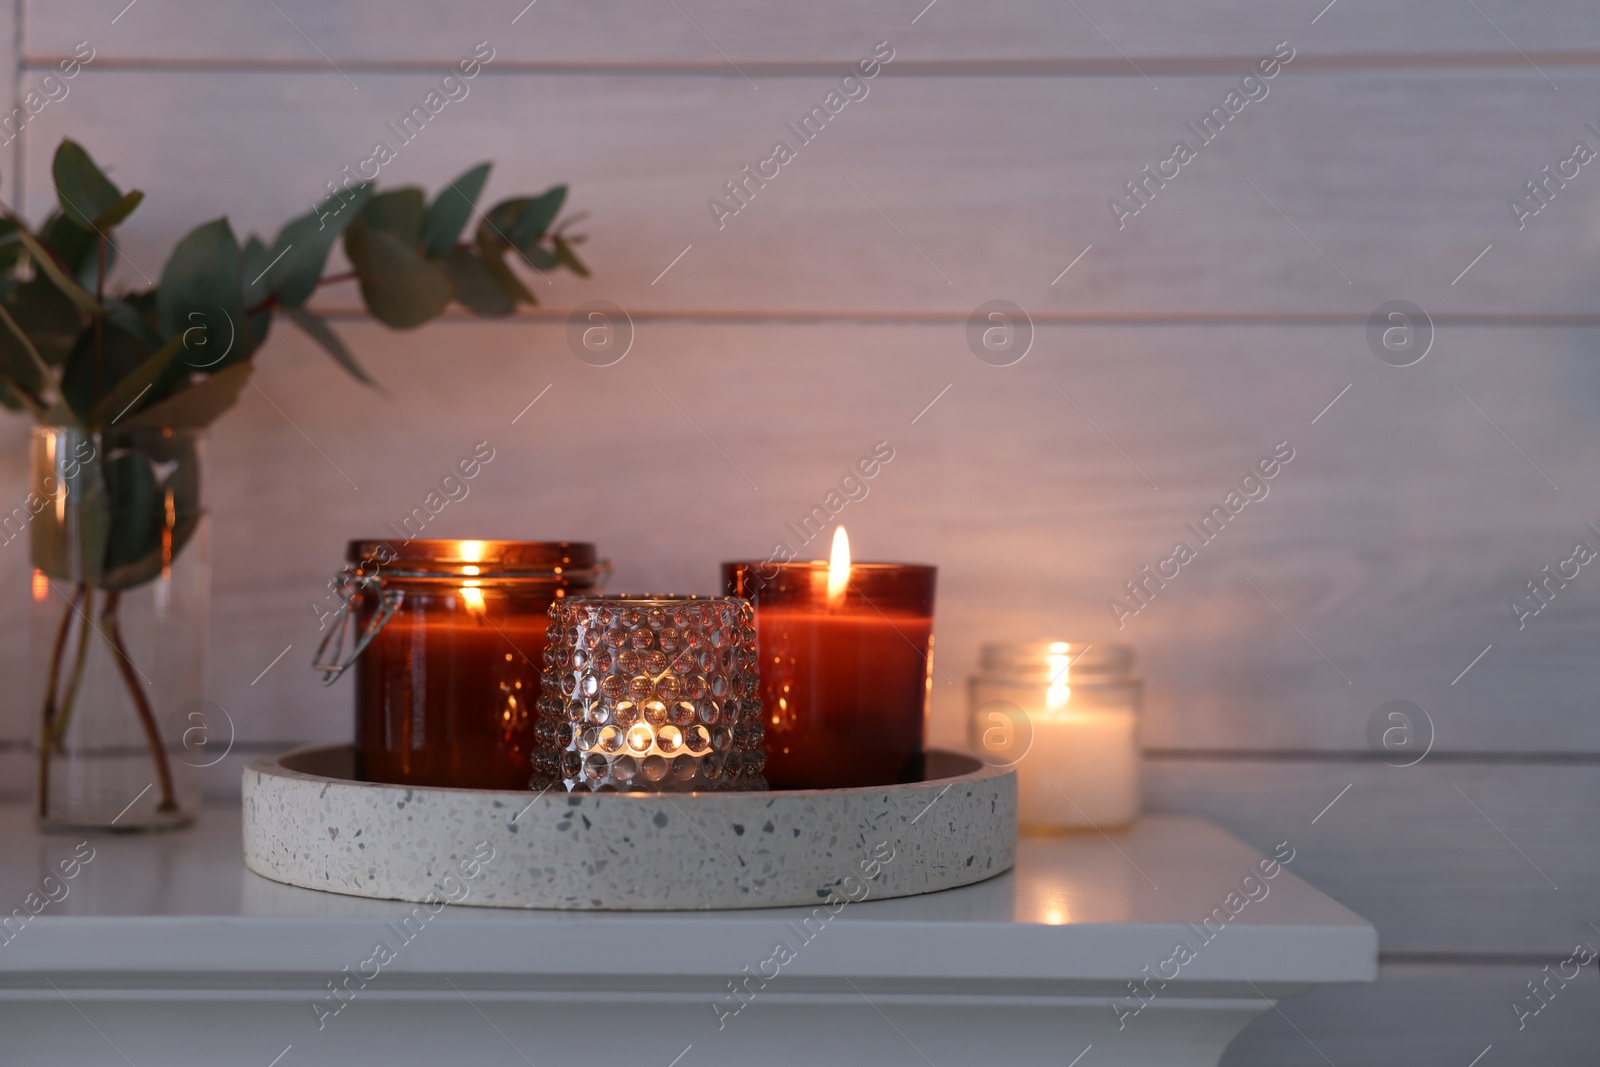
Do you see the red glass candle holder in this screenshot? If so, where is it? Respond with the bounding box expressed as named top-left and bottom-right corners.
top-left (315, 540), bottom-right (606, 789)
top-left (722, 560), bottom-right (936, 789)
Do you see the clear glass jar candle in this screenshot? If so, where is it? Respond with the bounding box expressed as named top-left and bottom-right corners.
top-left (968, 642), bottom-right (1141, 832)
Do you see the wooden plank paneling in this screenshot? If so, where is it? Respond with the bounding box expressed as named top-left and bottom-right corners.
top-left (1223, 961), bottom-right (1600, 1066)
top-left (2, 6), bottom-right (1596, 1047)
top-left (24, 0), bottom-right (1600, 64)
top-left (10, 68), bottom-right (1600, 315)
top-left (3, 321), bottom-right (1597, 755)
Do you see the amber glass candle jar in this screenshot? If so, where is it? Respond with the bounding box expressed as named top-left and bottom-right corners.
top-left (723, 554), bottom-right (935, 789)
top-left (318, 540), bottom-right (606, 789)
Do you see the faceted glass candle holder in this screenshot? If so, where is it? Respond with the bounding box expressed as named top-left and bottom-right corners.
top-left (535, 595), bottom-right (768, 793)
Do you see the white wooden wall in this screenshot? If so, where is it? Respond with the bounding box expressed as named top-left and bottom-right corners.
top-left (2, 1), bottom-right (1598, 1059)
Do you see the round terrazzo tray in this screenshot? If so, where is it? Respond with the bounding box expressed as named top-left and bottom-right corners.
top-left (242, 744), bottom-right (1016, 911)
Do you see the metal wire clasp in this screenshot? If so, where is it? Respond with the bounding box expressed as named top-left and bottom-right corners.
top-left (311, 567), bottom-right (403, 685)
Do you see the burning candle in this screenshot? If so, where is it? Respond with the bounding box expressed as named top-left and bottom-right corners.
top-left (314, 540), bottom-right (607, 790)
top-left (968, 642), bottom-right (1141, 831)
top-left (723, 528), bottom-right (936, 789)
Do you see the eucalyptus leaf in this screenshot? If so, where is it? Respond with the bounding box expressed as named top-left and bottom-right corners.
top-left (477, 197), bottom-right (525, 251)
top-left (511, 186), bottom-right (566, 249)
top-left (105, 297), bottom-right (163, 352)
top-left (0, 218), bottom-right (24, 276)
top-left (518, 243), bottom-right (559, 272)
top-left (60, 318), bottom-right (154, 424)
top-left (92, 190), bottom-right (144, 231)
top-left (239, 236), bottom-right (274, 348)
top-left (0, 302), bottom-right (52, 398)
top-left (354, 189), bottom-right (426, 245)
top-left (37, 213), bottom-right (97, 278)
top-left (95, 432), bottom-right (203, 589)
top-left (101, 451), bottom-right (162, 574)
top-left (265, 183), bottom-right (372, 308)
top-left (551, 235), bottom-right (590, 278)
top-left (438, 247), bottom-right (516, 317)
top-left (240, 236), bottom-right (272, 309)
top-left (88, 334), bottom-right (185, 426)
top-left (52, 140), bottom-right (122, 231)
top-left (7, 279), bottom-right (84, 367)
top-left (17, 228), bottom-right (102, 315)
top-left (344, 227), bottom-right (452, 328)
top-left (421, 162), bottom-right (491, 259)
top-left (474, 231), bottom-right (535, 306)
top-left (0, 381), bottom-right (22, 410)
top-left (157, 218), bottom-right (247, 368)
top-left (100, 512), bottom-right (199, 591)
top-left (117, 359), bottom-right (252, 430)
top-left (282, 305), bottom-right (373, 385)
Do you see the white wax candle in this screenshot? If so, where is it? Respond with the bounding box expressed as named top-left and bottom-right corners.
top-left (1015, 710), bottom-right (1140, 831)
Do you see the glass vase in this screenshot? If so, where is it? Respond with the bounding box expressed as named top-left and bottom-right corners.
top-left (28, 425), bottom-right (207, 832)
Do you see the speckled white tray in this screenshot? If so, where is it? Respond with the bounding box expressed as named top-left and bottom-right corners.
top-left (242, 745), bottom-right (1016, 910)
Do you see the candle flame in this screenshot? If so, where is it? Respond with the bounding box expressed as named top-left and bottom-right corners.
top-left (460, 578), bottom-right (485, 614)
top-left (1046, 646), bottom-right (1072, 712)
top-left (826, 526), bottom-right (851, 603)
top-left (459, 540), bottom-right (485, 563)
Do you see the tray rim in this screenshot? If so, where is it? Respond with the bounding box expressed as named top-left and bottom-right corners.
top-left (247, 743), bottom-right (1010, 799)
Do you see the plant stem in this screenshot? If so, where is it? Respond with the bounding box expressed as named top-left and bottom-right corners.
top-left (37, 581), bottom-right (84, 819)
top-left (51, 585), bottom-right (96, 751)
top-left (101, 589), bottom-right (179, 814)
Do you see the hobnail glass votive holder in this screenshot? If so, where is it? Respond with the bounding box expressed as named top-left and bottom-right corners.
top-left (535, 595), bottom-right (768, 793)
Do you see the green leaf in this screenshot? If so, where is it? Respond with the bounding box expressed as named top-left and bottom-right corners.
top-left (421, 162), bottom-right (491, 259)
top-left (99, 511), bottom-right (196, 588)
top-left (239, 235), bottom-right (274, 349)
top-left (265, 183), bottom-right (373, 308)
top-left (88, 334), bottom-right (185, 426)
top-left (7, 278), bottom-right (84, 367)
top-left (17, 227), bottom-right (102, 315)
top-left (518, 243), bottom-right (559, 272)
top-left (93, 432), bottom-right (203, 589)
top-left (480, 189), bottom-right (568, 255)
top-left (474, 237), bottom-right (535, 306)
top-left (0, 381), bottom-right (22, 410)
top-left (344, 227), bottom-right (453, 329)
top-left (157, 218), bottom-right (247, 367)
top-left (512, 186), bottom-right (566, 248)
top-left (0, 218), bottom-right (25, 276)
top-left (438, 247), bottom-right (516, 317)
top-left (282, 305), bottom-right (374, 385)
top-left (60, 318), bottom-right (154, 423)
top-left (38, 212), bottom-right (97, 279)
top-left (92, 190), bottom-right (144, 231)
top-left (104, 296), bottom-right (164, 352)
top-left (476, 198), bottom-right (524, 251)
top-left (52, 140), bottom-right (123, 230)
top-left (241, 236), bottom-right (272, 309)
top-left (552, 234), bottom-right (590, 277)
top-left (100, 512), bottom-right (199, 590)
top-left (101, 451), bottom-right (162, 574)
top-left (0, 302), bottom-right (52, 399)
top-left (355, 189), bottom-right (426, 244)
top-left (118, 359), bottom-right (253, 430)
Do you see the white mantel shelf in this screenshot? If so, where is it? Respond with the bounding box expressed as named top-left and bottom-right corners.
top-left (0, 805), bottom-right (1375, 1067)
